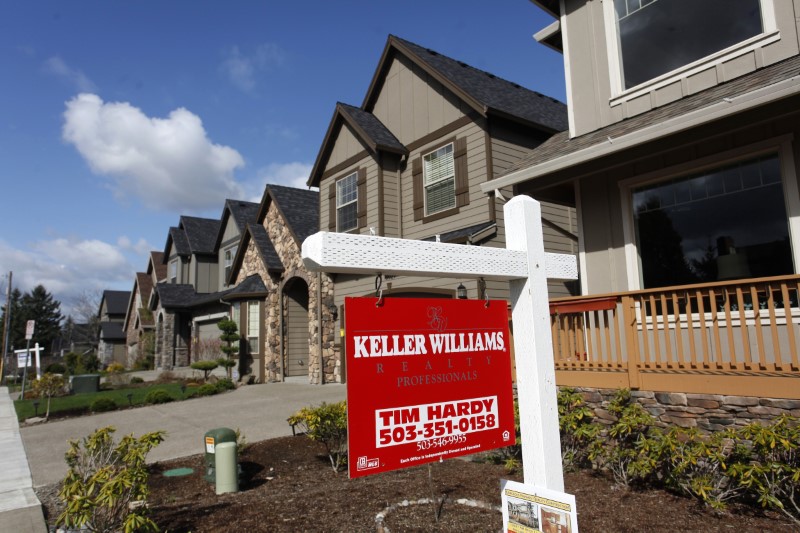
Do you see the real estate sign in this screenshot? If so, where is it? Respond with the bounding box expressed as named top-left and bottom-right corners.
top-left (501, 479), bottom-right (579, 533)
top-left (345, 296), bottom-right (515, 478)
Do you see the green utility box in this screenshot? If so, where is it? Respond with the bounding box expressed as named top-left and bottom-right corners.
top-left (71, 374), bottom-right (100, 394)
top-left (204, 427), bottom-right (237, 482)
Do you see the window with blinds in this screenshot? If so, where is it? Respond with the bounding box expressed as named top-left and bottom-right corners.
top-left (423, 143), bottom-right (456, 215)
top-left (247, 301), bottom-right (260, 354)
top-left (224, 245), bottom-right (237, 285)
top-left (336, 172), bottom-right (358, 232)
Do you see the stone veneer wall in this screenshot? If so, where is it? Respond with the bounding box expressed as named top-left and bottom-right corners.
top-left (573, 387), bottom-right (800, 432)
top-left (235, 202), bottom-right (339, 384)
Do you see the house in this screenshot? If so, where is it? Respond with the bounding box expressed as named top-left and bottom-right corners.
top-left (150, 201), bottom-right (259, 369)
top-left (227, 184), bottom-right (335, 384)
top-left (481, 1), bottom-right (800, 407)
top-left (97, 289), bottom-right (130, 366)
top-left (307, 34), bottom-right (576, 374)
top-left (122, 251), bottom-right (167, 368)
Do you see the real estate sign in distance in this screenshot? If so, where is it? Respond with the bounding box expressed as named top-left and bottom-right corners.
top-left (345, 297), bottom-right (515, 478)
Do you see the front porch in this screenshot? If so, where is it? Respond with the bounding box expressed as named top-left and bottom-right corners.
top-left (549, 275), bottom-right (800, 399)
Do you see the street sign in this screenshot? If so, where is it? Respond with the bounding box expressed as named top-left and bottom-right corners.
top-left (345, 297), bottom-right (515, 478)
top-left (25, 320), bottom-right (35, 340)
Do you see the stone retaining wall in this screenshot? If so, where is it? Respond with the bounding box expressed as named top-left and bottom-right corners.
top-left (573, 387), bottom-right (800, 432)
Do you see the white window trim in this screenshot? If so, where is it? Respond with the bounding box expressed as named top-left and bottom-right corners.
top-left (422, 141), bottom-right (456, 216)
top-left (223, 245), bottom-right (237, 285)
top-left (247, 301), bottom-right (260, 354)
top-left (336, 172), bottom-right (358, 233)
top-left (603, 0), bottom-right (779, 107)
top-left (618, 135), bottom-right (798, 291)
top-left (169, 259), bottom-right (178, 283)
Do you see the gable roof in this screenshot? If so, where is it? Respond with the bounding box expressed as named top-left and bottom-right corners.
top-left (262, 184), bottom-right (319, 244)
top-left (308, 103), bottom-right (405, 187)
top-left (99, 321), bottom-right (125, 341)
top-left (123, 272), bottom-right (154, 332)
top-left (226, 223), bottom-right (285, 287)
top-left (365, 35), bottom-right (567, 133)
top-left (484, 53), bottom-right (800, 192)
top-left (180, 216), bottom-right (221, 255)
top-left (221, 274), bottom-right (268, 301)
top-left (165, 227), bottom-right (191, 257)
top-left (100, 290), bottom-right (130, 317)
top-left (215, 199), bottom-right (260, 250)
top-left (148, 251), bottom-right (168, 282)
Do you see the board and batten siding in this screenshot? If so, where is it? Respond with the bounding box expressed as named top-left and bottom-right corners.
top-left (326, 123), bottom-right (365, 171)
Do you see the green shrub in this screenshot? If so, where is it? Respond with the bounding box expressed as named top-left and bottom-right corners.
top-left (288, 401), bottom-right (348, 472)
top-left (45, 362), bottom-right (66, 374)
top-left (589, 389), bottom-right (660, 487)
top-left (215, 378), bottom-right (235, 392)
top-left (144, 389), bottom-right (174, 405)
top-left (90, 397), bottom-right (118, 413)
top-left (130, 376), bottom-right (144, 384)
top-left (197, 384), bottom-right (218, 397)
top-left (32, 373), bottom-right (67, 419)
top-left (58, 426), bottom-right (164, 533)
top-left (727, 415), bottom-right (800, 526)
top-left (558, 387), bottom-right (600, 471)
top-left (190, 360), bottom-right (218, 380)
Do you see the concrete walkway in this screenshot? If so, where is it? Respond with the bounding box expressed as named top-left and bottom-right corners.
top-left (1, 372), bottom-right (345, 532)
top-left (0, 387), bottom-right (48, 533)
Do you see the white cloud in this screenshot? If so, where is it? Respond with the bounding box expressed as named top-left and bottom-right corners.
top-left (43, 56), bottom-right (96, 92)
top-left (220, 43), bottom-right (285, 93)
top-left (256, 162), bottom-right (314, 192)
top-left (62, 93), bottom-right (246, 212)
top-left (0, 237), bottom-right (137, 318)
top-left (117, 236), bottom-right (154, 256)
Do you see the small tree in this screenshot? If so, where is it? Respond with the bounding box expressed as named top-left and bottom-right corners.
top-left (58, 426), bottom-right (165, 533)
top-left (217, 319), bottom-right (239, 379)
top-left (31, 372), bottom-right (66, 419)
top-left (190, 360), bottom-right (219, 381)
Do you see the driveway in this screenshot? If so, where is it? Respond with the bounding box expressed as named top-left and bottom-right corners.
top-left (20, 381), bottom-right (346, 487)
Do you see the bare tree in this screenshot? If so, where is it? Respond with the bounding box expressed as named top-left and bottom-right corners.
top-left (71, 289), bottom-right (103, 347)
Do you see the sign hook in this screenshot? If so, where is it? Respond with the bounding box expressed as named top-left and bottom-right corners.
top-left (479, 277), bottom-right (489, 308)
top-left (375, 273), bottom-right (384, 307)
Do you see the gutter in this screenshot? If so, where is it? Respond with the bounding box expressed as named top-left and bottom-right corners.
top-left (481, 74), bottom-right (800, 193)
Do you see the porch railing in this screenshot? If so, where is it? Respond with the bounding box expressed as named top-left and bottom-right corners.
top-left (549, 275), bottom-right (800, 399)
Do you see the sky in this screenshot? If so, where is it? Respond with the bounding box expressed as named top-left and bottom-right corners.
top-left (0, 1), bottom-right (565, 317)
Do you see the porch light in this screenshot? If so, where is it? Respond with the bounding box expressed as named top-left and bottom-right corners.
top-left (327, 303), bottom-right (338, 321)
top-left (456, 283), bottom-right (468, 299)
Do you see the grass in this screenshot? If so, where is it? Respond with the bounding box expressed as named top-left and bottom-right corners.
top-left (14, 382), bottom-right (189, 422)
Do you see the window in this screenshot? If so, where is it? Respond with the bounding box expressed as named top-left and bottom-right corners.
top-left (336, 172), bottom-right (358, 232)
top-left (423, 143), bottom-right (456, 215)
top-left (632, 154), bottom-right (792, 289)
top-left (224, 245), bottom-right (237, 284)
top-left (247, 301), bottom-right (260, 354)
top-left (231, 302), bottom-right (240, 324)
top-left (169, 260), bottom-right (178, 284)
top-left (613, 0), bottom-right (763, 90)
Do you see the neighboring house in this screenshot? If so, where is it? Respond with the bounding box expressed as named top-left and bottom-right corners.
top-left (307, 35), bottom-right (575, 372)
top-left (97, 290), bottom-right (130, 366)
top-left (482, 1), bottom-right (800, 401)
top-left (227, 184), bottom-right (335, 384)
top-left (123, 271), bottom-right (155, 367)
top-left (151, 203), bottom-right (259, 369)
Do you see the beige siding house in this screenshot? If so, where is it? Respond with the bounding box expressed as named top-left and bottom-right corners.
top-left (308, 35), bottom-right (575, 371)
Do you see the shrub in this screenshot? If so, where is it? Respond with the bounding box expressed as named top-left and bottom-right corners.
top-left (196, 384), bottom-right (218, 397)
top-left (190, 360), bottom-right (218, 380)
top-left (558, 387), bottom-right (600, 471)
top-left (218, 319), bottom-right (240, 379)
top-left (90, 397), bottom-right (118, 413)
top-left (589, 389), bottom-right (660, 487)
top-left (58, 426), bottom-right (164, 533)
top-left (144, 389), bottom-right (174, 405)
top-left (45, 362), bottom-right (66, 374)
top-left (130, 376), bottom-right (144, 384)
top-left (216, 357), bottom-right (236, 379)
top-left (215, 378), bottom-right (235, 392)
top-left (727, 415), bottom-right (800, 526)
top-left (106, 362), bottom-right (125, 374)
top-left (31, 373), bottom-right (67, 419)
top-left (288, 401), bottom-right (348, 472)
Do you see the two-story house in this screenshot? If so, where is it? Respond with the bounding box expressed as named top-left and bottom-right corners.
top-left (482, 0), bottom-right (800, 402)
top-left (308, 35), bottom-right (575, 373)
top-left (150, 201), bottom-right (259, 369)
top-left (123, 251), bottom-right (167, 368)
top-left (97, 289), bottom-right (130, 366)
top-left (227, 184), bottom-right (334, 384)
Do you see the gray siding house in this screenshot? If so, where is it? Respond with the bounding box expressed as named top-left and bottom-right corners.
top-left (97, 289), bottom-right (130, 366)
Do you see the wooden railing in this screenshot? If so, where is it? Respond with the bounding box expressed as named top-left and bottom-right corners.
top-left (549, 275), bottom-right (800, 399)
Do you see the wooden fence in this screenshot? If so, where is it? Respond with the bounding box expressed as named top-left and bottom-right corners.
top-left (549, 275), bottom-right (800, 399)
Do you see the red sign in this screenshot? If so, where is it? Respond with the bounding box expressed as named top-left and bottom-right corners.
top-left (345, 297), bottom-right (515, 478)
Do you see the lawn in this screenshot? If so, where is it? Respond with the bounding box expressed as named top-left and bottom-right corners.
top-left (14, 382), bottom-right (188, 421)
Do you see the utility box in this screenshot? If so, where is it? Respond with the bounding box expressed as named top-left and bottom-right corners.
top-left (204, 427), bottom-right (236, 482)
top-left (70, 374), bottom-right (100, 394)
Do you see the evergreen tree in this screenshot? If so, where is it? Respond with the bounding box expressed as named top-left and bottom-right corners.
top-left (18, 285), bottom-right (63, 356)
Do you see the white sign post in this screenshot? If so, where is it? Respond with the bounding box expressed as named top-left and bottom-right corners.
top-left (302, 195), bottom-right (577, 491)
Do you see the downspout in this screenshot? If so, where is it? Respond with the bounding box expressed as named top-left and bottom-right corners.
top-left (317, 271), bottom-right (324, 385)
top-left (398, 155), bottom-right (406, 238)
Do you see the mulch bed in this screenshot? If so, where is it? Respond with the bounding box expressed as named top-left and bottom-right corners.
top-left (36, 435), bottom-right (796, 532)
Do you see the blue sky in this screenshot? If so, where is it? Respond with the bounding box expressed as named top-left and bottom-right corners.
top-left (0, 1), bottom-right (564, 316)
